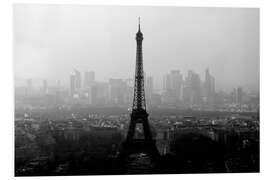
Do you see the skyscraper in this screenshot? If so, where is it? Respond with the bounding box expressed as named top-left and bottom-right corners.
top-left (204, 68), bottom-right (215, 105)
top-left (162, 70), bottom-right (183, 105)
top-left (70, 74), bottom-right (76, 96)
top-left (109, 78), bottom-right (127, 105)
top-left (237, 87), bottom-right (243, 105)
top-left (84, 71), bottom-right (95, 88)
top-left (70, 69), bottom-right (82, 97)
top-left (163, 74), bottom-right (171, 92)
top-left (170, 70), bottom-right (183, 100)
top-left (183, 70), bottom-right (202, 105)
top-left (88, 82), bottom-right (109, 105)
top-left (146, 76), bottom-right (154, 104)
top-left (74, 69), bottom-right (81, 90)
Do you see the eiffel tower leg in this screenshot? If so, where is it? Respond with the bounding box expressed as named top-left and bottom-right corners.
top-left (126, 120), bottom-right (136, 141)
top-left (142, 118), bottom-right (152, 140)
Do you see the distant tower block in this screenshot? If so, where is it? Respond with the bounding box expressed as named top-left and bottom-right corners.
top-left (119, 18), bottom-right (160, 161)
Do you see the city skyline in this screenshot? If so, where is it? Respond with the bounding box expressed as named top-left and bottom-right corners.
top-left (17, 66), bottom-right (258, 113)
top-left (14, 5), bottom-right (259, 92)
top-left (14, 5), bottom-right (260, 176)
top-left (15, 68), bottom-right (258, 94)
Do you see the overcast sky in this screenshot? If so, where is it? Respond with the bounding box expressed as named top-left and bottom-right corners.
top-left (14, 4), bottom-right (259, 92)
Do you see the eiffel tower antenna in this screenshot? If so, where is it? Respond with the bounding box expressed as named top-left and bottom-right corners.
top-left (138, 17), bottom-right (141, 31)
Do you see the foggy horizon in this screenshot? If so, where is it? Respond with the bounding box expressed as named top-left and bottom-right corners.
top-left (14, 4), bottom-right (259, 92)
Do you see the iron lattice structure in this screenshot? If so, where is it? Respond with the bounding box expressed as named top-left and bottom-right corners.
top-left (132, 20), bottom-right (146, 111)
top-left (118, 18), bottom-right (160, 162)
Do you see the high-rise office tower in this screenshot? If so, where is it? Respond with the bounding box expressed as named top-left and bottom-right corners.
top-left (70, 74), bottom-right (76, 96)
top-left (84, 71), bottom-right (95, 88)
top-left (146, 76), bottom-right (154, 103)
top-left (163, 73), bottom-right (171, 92)
top-left (109, 78), bottom-right (127, 105)
top-left (231, 88), bottom-right (237, 104)
top-left (237, 87), bottom-right (243, 105)
top-left (162, 70), bottom-right (183, 105)
top-left (183, 70), bottom-right (202, 105)
top-left (70, 69), bottom-right (82, 97)
top-left (74, 69), bottom-right (81, 90)
top-left (88, 82), bottom-right (109, 105)
top-left (170, 70), bottom-right (183, 100)
top-left (204, 68), bottom-right (215, 105)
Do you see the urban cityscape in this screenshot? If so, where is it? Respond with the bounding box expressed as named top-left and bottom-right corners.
top-left (15, 60), bottom-right (259, 175)
top-left (14, 5), bottom-right (259, 176)
top-left (15, 67), bottom-right (259, 112)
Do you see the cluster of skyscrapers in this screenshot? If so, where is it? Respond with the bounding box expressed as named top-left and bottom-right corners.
top-left (67, 68), bottom-right (217, 108)
top-left (162, 69), bottom-right (215, 107)
top-left (69, 69), bottom-right (133, 106)
top-left (17, 68), bottom-right (256, 111)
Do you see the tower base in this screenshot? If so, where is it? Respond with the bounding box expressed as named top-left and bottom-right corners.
top-left (118, 139), bottom-right (160, 162)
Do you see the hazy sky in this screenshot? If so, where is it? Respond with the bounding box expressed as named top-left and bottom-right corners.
top-left (14, 4), bottom-right (259, 91)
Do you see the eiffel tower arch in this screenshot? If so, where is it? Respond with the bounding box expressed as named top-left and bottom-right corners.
top-left (118, 18), bottom-right (160, 162)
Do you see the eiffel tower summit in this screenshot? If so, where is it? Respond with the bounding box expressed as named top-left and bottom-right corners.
top-left (118, 18), bottom-right (160, 164)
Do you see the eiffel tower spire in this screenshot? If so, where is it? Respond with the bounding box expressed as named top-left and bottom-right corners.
top-left (138, 17), bottom-right (141, 32)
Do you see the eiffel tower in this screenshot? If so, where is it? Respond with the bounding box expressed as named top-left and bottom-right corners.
top-left (118, 18), bottom-right (160, 161)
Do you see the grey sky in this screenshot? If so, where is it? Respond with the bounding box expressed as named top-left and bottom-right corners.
top-left (14, 4), bottom-right (259, 92)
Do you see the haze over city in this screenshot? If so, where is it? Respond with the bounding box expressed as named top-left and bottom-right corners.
top-left (14, 4), bottom-right (260, 176)
top-left (14, 5), bottom-right (259, 92)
